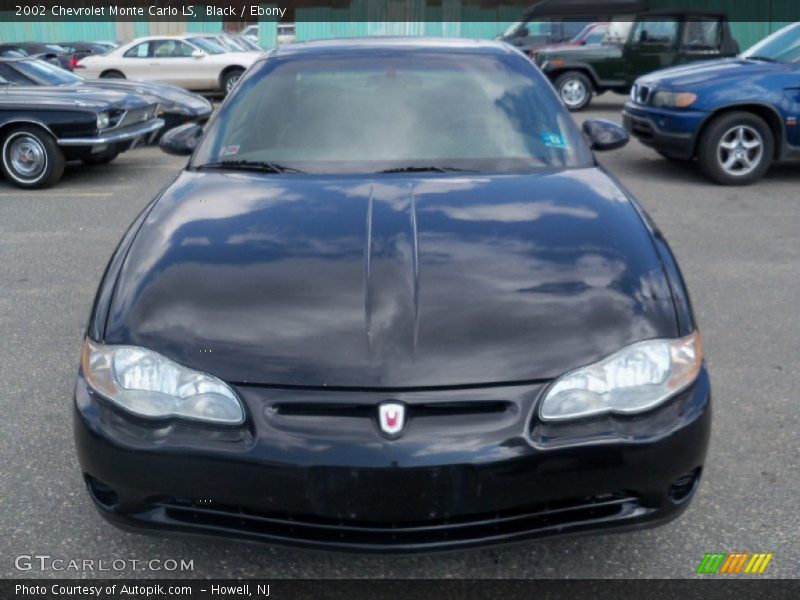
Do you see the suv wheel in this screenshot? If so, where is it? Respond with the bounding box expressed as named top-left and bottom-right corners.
top-left (1, 126), bottom-right (65, 189)
top-left (554, 71), bottom-right (593, 111)
top-left (697, 112), bottom-right (773, 185)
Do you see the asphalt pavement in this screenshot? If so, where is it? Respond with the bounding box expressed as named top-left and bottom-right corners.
top-left (0, 95), bottom-right (797, 578)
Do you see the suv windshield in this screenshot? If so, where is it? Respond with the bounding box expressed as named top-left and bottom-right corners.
top-left (742, 22), bottom-right (800, 63)
top-left (193, 52), bottom-right (593, 174)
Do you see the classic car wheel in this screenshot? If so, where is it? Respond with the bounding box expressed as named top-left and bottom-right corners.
top-left (697, 112), bottom-right (773, 185)
top-left (82, 150), bottom-right (119, 165)
top-left (100, 70), bottom-right (125, 79)
top-left (1, 127), bottom-right (65, 189)
top-left (222, 69), bottom-right (244, 95)
top-left (555, 72), bottom-right (593, 112)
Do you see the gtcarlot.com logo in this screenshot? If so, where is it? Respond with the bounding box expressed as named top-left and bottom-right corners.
top-left (696, 552), bottom-right (773, 574)
top-left (14, 554), bottom-right (194, 572)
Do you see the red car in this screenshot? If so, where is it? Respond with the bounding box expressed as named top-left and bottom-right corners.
top-left (529, 22), bottom-right (609, 59)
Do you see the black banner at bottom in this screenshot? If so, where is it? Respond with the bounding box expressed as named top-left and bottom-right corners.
top-left (3, 579), bottom-right (799, 600)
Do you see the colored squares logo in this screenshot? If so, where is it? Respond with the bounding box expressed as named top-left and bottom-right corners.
top-left (697, 553), bottom-right (773, 574)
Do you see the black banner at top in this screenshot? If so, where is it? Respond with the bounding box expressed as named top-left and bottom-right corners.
top-left (1, 0), bottom-right (799, 22)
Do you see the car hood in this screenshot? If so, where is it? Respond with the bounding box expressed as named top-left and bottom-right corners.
top-left (105, 169), bottom-right (679, 388)
top-left (638, 57), bottom-right (793, 88)
top-left (68, 80), bottom-right (212, 114)
top-left (1, 85), bottom-right (151, 110)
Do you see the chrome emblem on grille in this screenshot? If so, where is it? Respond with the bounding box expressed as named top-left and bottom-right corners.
top-left (378, 402), bottom-right (406, 438)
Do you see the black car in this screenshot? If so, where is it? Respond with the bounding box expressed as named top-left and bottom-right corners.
top-left (0, 82), bottom-right (162, 188)
top-left (0, 57), bottom-right (212, 137)
top-left (75, 39), bottom-right (709, 552)
top-left (0, 42), bottom-right (71, 70)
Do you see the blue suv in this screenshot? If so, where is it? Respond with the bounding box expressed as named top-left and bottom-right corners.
top-left (623, 23), bottom-right (800, 185)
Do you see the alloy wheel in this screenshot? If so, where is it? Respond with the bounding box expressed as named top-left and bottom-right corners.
top-left (560, 79), bottom-right (587, 108)
top-left (717, 125), bottom-right (763, 177)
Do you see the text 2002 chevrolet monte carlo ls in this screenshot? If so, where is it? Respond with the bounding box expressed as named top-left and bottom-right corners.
top-left (75, 39), bottom-right (710, 552)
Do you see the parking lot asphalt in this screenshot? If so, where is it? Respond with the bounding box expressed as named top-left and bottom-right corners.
top-left (1, 96), bottom-right (798, 579)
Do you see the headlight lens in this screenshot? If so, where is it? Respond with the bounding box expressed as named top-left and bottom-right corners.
top-left (81, 339), bottom-right (245, 425)
top-left (652, 91), bottom-right (697, 108)
top-left (96, 112), bottom-right (111, 129)
top-left (539, 332), bottom-right (703, 421)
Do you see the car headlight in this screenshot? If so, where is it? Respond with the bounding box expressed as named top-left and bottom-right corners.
top-left (539, 332), bottom-right (703, 421)
top-left (96, 112), bottom-right (111, 129)
top-left (651, 91), bottom-right (697, 108)
top-left (81, 339), bottom-right (245, 425)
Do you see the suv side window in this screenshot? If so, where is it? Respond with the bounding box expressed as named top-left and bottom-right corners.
top-left (681, 19), bottom-right (722, 50)
top-left (124, 42), bottom-right (150, 58)
top-left (632, 20), bottom-right (679, 45)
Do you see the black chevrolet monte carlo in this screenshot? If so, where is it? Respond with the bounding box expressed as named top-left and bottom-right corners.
top-left (0, 81), bottom-right (163, 188)
top-left (75, 38), bottom-right (711, 552)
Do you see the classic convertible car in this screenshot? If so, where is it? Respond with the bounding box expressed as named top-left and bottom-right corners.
top-left (0, 82), bottom-right (162, 188)
top-left (0, 57), bottom-right (212, 137)
top-left (75, 39), bottom-right (709, 551)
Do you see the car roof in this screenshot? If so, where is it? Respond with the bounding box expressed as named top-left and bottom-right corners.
top-left (271, 37), bottom-right (516, 58)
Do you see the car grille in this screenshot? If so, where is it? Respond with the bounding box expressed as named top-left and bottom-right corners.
top-left (274, 400), bottom-right (509, 418)
top-left (154, 492), bottom-right (645, 549)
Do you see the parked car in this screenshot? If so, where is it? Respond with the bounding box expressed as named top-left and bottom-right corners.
top-left (624, 22), bottom-right (800, 185)
top-left (0, 57), bottom-right (212, 138)
top-left (77, 35), bottom-right (261, 95)
top-left (0, 82), bottom-right (162, 188)
top-left (75, 38), bottom-right (709, 551)
top-left (277, 23), bottom-right (296, 45)
top-left (498, 0), bottom-right (647, 54)
top-left (0, 42), bottom-right (71, 70)
top-left (232, 34), bottom-right (262, 52)
top-left (529, 22), bottom-right (610, 59)
top-left (241, 24), bottom-right (259, 44)
top-left (535, 10), bottom-right (740, 110)
top-left (58, 42), bottom-right (113, 70)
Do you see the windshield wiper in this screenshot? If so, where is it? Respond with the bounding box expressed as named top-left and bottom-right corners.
top-left (376, 166), bottom-right (474, 174)
top-left (745, 55), bottom-right (778, 62)
top-left (196, 160), bottom-right (305, 174)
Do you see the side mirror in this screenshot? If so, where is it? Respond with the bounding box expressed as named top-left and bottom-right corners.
top-left (191, 49), bottom-right (206, 59)
top-left (160, 123), bottom-right (203, 156)
top-left (582, 119), bottom-right (629, 151)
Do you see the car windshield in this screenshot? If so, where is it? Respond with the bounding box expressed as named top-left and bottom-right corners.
top-left (45, 45), bottom-right (68, 54)
top-left (187, 37), bottom-right (225, 55)
top-left (15, 59), bottom-right (82, 84)
top-left (193, 52), bottom-right (593, 174)
top-left (742, 22), bottom-right (800, 63)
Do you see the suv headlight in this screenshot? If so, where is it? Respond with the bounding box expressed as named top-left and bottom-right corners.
top-left (652, 91), bottom-right (697, 108)
top-left (539, 332), bottom-right (703, 421)
top-left (81, 339), bottom-right (245, 425)
top-left (96, 112), bottom-right (111, 129)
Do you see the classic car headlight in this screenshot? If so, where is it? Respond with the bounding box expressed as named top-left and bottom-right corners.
top-left (651, 91), bottom-right (697, 108)
top-left (96, 112), bottom-right (111, 129)
top-left (81, 339), bottom-right (245, 425)
top-left (539, 332), bottom-right (703, 421)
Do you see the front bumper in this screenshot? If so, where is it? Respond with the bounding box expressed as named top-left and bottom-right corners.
top-left (57, 119), bottom-right (164, 147)
top-left (623, 102), bottom-right (706, 160)
top-left (74, 368), bottom-right (711, 552)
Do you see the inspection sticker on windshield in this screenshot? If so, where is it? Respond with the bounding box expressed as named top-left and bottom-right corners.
top-left (540, 132), bottom-right (567, 148)
top-left (221, 145), bottom-right (240, 156)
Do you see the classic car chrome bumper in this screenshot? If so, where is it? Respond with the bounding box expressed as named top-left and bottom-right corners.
top-left (57, 119), bottom-right (165, 146)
